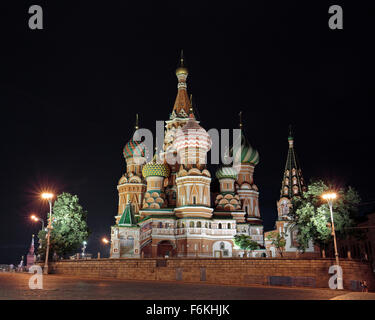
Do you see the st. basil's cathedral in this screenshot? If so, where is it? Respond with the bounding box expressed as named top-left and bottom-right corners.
top-left (109, 53), bottom-right (319, 259)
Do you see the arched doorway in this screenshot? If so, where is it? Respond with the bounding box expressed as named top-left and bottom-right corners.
top-left (157, 240), bottom-right (175, 257)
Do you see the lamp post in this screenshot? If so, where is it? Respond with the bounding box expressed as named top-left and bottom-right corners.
top-left (102, 237), bottom-right (111, 258)
top-left (322, 192), bottom-right (343, 289)
top-left (31, 214), bottom-right (45, 230)
top-left (41, 192), bottom-right (54, 275)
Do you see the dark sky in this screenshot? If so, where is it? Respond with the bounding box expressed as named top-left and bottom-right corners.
top-left (1, 1), bottom-right (374, 264)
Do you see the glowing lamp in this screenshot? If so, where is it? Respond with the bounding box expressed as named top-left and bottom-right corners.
top-left (102, 238), bottom-right (109, 244)
top-left (322, 192), bottom-right (337, 200)
top-left (41, 192), bottom-right (54, 200)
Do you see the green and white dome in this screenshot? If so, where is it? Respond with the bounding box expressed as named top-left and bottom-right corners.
top-left (215, 166), bottom-right (238, 180)
top-left (228, 131), bottom-right (259, 165)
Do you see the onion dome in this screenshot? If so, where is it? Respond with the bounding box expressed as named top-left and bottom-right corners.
top-left (174, 118), bottom-right (212, 155)
top-left (123, 114), bottom-right (147, 160)
top-left (215, 166), bottom-right (238, 180)
top-left (227, 118), bottom-right (259, 165)
top-left (123, 138), bottom-right (147, 160)
top-left (142, 157), bottom-right (170, 179)
top-left (226, 111), bottom-right (259, 165)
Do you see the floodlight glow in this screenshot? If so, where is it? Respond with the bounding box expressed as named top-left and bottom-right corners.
top-left (41, 192), bottom-right (54, 200)
top-left (102, 238), bottom-right (109, 244)
top-left (322, 192), bottom-right (337, 200)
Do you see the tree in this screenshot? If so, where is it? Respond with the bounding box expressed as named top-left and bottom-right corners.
top-left (289, 180), bottom-right (361, 252)
top-left (234, 234), bottom-right (259, 251)
top-left (37, 193), bottom-right (90, 259)
top-left (266, 231), bottom-right (286, 257)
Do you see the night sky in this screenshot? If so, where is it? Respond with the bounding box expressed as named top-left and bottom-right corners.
top-left (1, 1), bottom-right (374, 264)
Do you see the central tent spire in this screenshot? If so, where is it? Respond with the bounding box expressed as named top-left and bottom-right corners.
top-left (171, 50), bottom-right (191, 119)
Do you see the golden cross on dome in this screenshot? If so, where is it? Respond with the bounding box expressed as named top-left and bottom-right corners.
top-left (239, 111), bottom-right (243, 129)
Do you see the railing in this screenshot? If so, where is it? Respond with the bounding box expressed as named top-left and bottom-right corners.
top-left (152, 228), bottom-right (175, 236)
top-left (152, 227), bottom-right (237, 236)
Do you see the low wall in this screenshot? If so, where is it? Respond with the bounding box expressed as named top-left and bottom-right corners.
top-left (48, 258), bottom-right (375, 291)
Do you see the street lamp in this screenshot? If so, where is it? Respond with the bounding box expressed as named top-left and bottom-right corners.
top-left (41, 192), bottom-right (54, 275)
top-left (322, 192), bottom-right (343, 289)
top-left (30, 214), bottom-right (45, 230)
top-left (102, 237), bottom-right (111, 258)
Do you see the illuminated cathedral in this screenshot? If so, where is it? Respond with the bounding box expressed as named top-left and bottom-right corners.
top-left (110, 54), bottom-right (265, 258)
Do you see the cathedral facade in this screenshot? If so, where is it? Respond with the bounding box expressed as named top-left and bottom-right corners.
top-left (110, 55), bottom-right (265, 258)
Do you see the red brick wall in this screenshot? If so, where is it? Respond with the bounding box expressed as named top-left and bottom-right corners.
top-left (48, 258), bottom-right (375, 290)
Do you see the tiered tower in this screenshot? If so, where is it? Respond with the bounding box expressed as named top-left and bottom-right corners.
top-left (230, 114), bottom-right (261, 225)
top-left (141, 151), bottom-right (170, 211)
top-left (116, 115), bottom-right (147, 222)
top-left (26, 234), bottom-right (36, 269)
top-left (214, 166), bottom-right (245, 223)
top-left (173, 113), bottom-right (213, 218)
top-left (277, 126), bottom-right (307, 220)
top-left (265, 127), bottom-right (318, 258)
top-left (162, 51), bottom-right (192, 207)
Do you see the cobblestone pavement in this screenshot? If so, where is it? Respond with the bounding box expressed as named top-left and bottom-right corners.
top-left (0, 272), bottom-right (371, 300)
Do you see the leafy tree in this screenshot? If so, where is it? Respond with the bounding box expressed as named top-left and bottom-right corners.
top-left (37, 193), bottom-right (90, 259)
top-left (234, 234), bottom-right (259, 251)
top-left (289, 180), bottom-right (361, 252)
top-left (266, 231), bottom-right (286, 257)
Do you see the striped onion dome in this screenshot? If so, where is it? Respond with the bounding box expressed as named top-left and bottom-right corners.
top-left (215, 166), bottom-right (238, 180)
top-left (228, 130), bottom-right (259, 165)
top-left (123, 137), bottom-right (147, 160)
top-left (174, 118), bottom-right (212, 153)
top-left (142, 158), bottom-right (170, 179)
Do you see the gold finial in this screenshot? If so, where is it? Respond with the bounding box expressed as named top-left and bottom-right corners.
top-left (176, 50), bottom-right (188, 76)
top-left (239, 111), bottom-right (243, 129)
top-left (135, 114), bottom-right (139, 130)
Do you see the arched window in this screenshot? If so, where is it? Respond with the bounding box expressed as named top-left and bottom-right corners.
top-left (220, 242), bottom-right (225, 250)
top-left (197, 221), bottom-right (202, 228)
top-left (190, 221), bottom-right (195, 228)
top-left (209, 222), bottom-right (212, 229)
top-left (158, 222), bottom-right (163, 228)
top-left (218, 223), bottom-right (222, 229)
top-left (227, 223), bottom-right (231, 229)
top-left (193, 196), bottom-right (197, 205)
top-left (182, 222), bottom-right (185, 228)
top-left (205, 222), bottom-right (208, 228)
